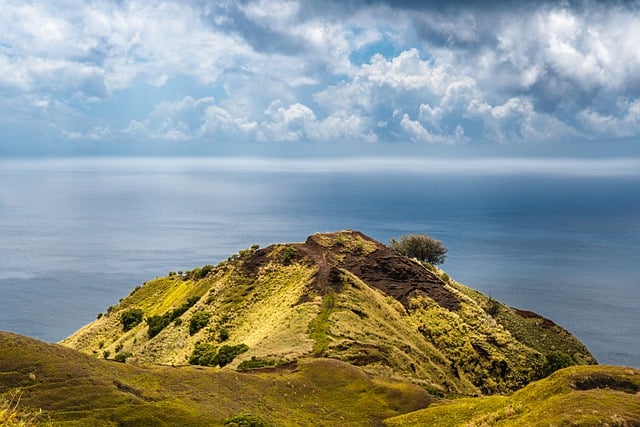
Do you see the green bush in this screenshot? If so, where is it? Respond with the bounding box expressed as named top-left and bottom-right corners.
top-left (146, 314), bottom-right (172, 338)
top-left (216, 344), bottom-right (249, 367)
top-left (189, 311), bottom-right (210, 335)
top-left (189, 342), bottom-right (218, 366)
top-left (188, 343), bottom-right (249, 367)
top-left (237, 356), bottom-right (277, 371)
top-left (223, 414), bottom-right (270, 427)
top-left (114, 352), bottom-right (132, 363)
top-left (219, 328), bottom-right (230, 342)
top-left (186, 265), bottom-right (215, 280)
top-left (120, 308), bottom-right (144, 331)
top-left (486, 297), bottom-right (501, 317)
top-left (281, 246), bottom-right (296, 265)
top-left (389, 234), bottom-right (448, 265)
top-left (542, 351), bottom-right (574, 377)
top-left (146, 296), bottom-right (202, 338)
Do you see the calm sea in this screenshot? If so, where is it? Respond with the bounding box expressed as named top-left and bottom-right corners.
top-left (1, 157), bottom-right (639, 368)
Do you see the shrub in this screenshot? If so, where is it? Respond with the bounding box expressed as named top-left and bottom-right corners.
top-left (216, 344), bottom-right (249, 367)
top-left (114, 352), bottom-right (132, 363)
top-left (237, 356), bottom-right (277, 371)
top-left (219, 328), bottom-right (230, 342)
top-left (146, 314), bottom-right (171, 338)
top-left (187, 265), bottom-right (215, 280)
top-left (281, 246), bottom-right (296, 265)
top-left (189, 311), bottom-right (211, 335)
top-left (120, 308), bottom-right (144, 331)
top-left (486, 297), bottom-right (501, 317)
top-left (389, 234), bottom-right (448, 265)
top-left (115, 343), bottom-right (123, 353)
top-left (542, 351), bottom-right (574, 377)
top-left (223, 414), bottom-right (270, 427)
top-left (189, 342), bottom-right (218, 366)
top-left (188, 343), bottom-right (249, 367)
top-left (102, 350), bottom-right (110, 359)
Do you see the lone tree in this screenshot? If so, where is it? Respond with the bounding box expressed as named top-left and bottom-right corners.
top-left (389, 233), bottom-right (448, 265)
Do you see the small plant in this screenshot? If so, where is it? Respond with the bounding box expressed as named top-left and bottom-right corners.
top-left (146, 314), bottom-right (171, 338)
top-left (188, 343), bottom-right (249, 367)
top-left (114, 352), bottom-right (133, 363)
top-left (219, 328), bottom-right (230, 342)
top-left (281, 246), bottom-right (296, 265)
top-left (115, 343), bottom-right (123, 353)
top-left (237, 356), bottom-right (277, 371)
top-left (189, 311), bottom-right (211, 335)
top-left (542, 351), bottom-right (574, 377)
top-left (216, 344), bottom-right (249, 367)
top-left (96, 312), bottom-right (103, 319)
top-left (223, 414), bottom-right (270, 427)
top-left (103, 350), bottom-right (110, 359)
top-left (1, 389), bottom-right (49, 426)
top-left (189, 342), bottom-right (218, 366)
top-left (120, 308), bottom-right (144, 331)
top-left (486, 297), bottom-right (501, 317)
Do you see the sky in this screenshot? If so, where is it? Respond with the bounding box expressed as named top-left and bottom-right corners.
top-left (2, 0), bottom-right (640, 157)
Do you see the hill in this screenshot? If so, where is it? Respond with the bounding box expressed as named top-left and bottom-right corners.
top-left (384, 364), bottom-right (640, 426)
top-left (2, 230), bottom-right (638, 426)
top-left (0, 331), bottom-right (431, 426)
top-left (62, 230), bottom-right (593, 396)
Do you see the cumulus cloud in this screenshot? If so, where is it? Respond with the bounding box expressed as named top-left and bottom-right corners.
top-left (1, 0), bottom-right (640, 149)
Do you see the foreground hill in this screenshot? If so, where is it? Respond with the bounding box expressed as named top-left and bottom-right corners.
top-left (384, 364), bottom-right (640, 426)
top-left (2, 332), bottom-right (638, 426)
top-left (63, 230), bottom-right (593, 396)
top-left (0, 331), bottom-right (431, 426)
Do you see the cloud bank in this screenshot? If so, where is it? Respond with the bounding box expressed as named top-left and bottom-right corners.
top-left (1, 0), bottom-right (640, 151)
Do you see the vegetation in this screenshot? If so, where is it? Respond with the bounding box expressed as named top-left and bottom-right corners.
top-left (237, 357), bottom-right (278, 371)
top-left (120, 308), bottom-right (144, 331)
top-left (389, 233), bottom-right (447, 264)
top-left (147, 296), bottom-right (201, 338)
top-left (223, 414), bottom-right (271, 426)
top-left (384, 365), bottom-right (640, 426)
top-left (189, 311), bottom-right (210, 335)
top-left (188, 342), bottom-right (249, 367)
top-left (114, 352), bottom-right (133, 363)
top-left (0, 390), bottom-right (48, 427)
top-left (281, 245), bottom-right (296, 265)
top-left (542, 351), bottom-right (574, 377)
top-left (188, 342), bottom-right (218, 366)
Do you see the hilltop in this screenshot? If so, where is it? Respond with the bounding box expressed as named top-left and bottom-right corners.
top-left (63, 230), bottom-right (594, 396)
top-left (5, 230), bottom-right (636, 426)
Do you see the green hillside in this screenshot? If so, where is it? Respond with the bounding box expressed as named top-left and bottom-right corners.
top-left (0, 331), bottom-right (431, 426)
top-left (2, 230), bottom-right (626, 426)
top-left (384, 364), bottom-right (640, 426)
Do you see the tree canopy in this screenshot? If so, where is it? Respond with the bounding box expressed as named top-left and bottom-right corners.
top-left (389, 233), bottom-right (447, 265)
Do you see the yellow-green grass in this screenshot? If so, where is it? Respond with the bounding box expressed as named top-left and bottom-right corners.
top-left (61, 231), bottom-right (596, 397)
top-left (384, 364), bottom-right (640, 426)
top-left (1, 332), bottom-right (431, 426)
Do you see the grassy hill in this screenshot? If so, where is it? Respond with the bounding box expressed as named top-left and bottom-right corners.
top-left (2, 230), bottom-right (627, 426)
top-left (0, 331), bottom-right (431, 426)
top-left (62, 230), bottom-right (593, 396)
top-left (384, 364), bottom-right (640, 426)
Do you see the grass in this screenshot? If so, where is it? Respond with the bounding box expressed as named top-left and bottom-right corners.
top-left (308, 292), bottom-right (335, 356)
top-left (384, 365), bottom-right (640, 426)
top-left (0, 390), bottom-right (50, 426)
top-left (1, 332), bottom-right (432, 426)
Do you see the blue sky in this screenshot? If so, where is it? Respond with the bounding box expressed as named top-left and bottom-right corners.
top-left (2, 0), bottom-right (640, 157)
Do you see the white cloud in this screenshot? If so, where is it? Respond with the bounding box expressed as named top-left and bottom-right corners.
top-left (2, 0), bottom-right (640, 148)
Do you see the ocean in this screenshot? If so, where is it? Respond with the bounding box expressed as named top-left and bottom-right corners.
top-left (1, 157), bottom-right (639, 368)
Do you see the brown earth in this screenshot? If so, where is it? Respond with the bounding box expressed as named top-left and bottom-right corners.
top-left (245, 230), bottom-right (461, 312)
